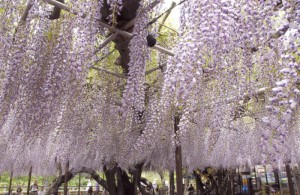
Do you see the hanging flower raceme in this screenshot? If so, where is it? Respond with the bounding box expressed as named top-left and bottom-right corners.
top-left (155, 0), bottom-right (299, 169)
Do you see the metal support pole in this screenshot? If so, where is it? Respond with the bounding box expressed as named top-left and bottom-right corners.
top-left (279, 171), bottom-right (283, 195)
top-left (174, 116), bottom-right (183, 195)
top-left (286, 164), bottom-right (295, 195)
top-left (230, 170), bottom-right (234, 195)
top-left (8, 171), bottom-right (13, 195)
top-left (238, 168), bottom-right (242, 193)
top-left (169, 171), bottom-right (175, 195)
top-left (292, 166), bottom-right (300, 195)
top-left (254, 167), bottom-right (258, 191)
top-left (158, 2), bottom-right (176, 32)
top-left (78, 174), bottom-right (81, 195)
top-left (264, 166), bottom-right (270, 195)
top-left (175, 145), bottom-right (183, 195)
top-left (64, 161), bottom-right (69, 195)
top-left (27, 166), bottom-right (32, 195)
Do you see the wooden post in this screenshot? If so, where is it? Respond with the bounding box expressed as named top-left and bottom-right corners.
top-left (238, 168), bottom-right (242, 193)
top-left (169, 171), bottom-right (175, 195)
top-left (264, 165), bottom-right (270, 195)
top-left (175, 146), bottom-right (183, 195)
top-left (64, 161), bottom-right (69, 195)
top-left (230, 170), bottom-right (234, 195)
top-left (254, 167), bottom-right (258, 191)
top-left (78, 174), bottom-right (81, 195)
top-left (174, 116), bottom-right (183, 195)
top-left (8, 171), bottom-right (13, 195)
top-left (286, 164), bottom-right (295, 195)
top-left (279, 171), bottom-right (283, 195)
top-left (293, 166), bottom-right (300, 195)
top-left (27, 166), bottom-right (32, 195)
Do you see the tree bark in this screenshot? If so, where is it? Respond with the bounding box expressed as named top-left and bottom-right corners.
top-left (138, 177), bottom-right (154, 195)
top-left (64, 161), bottom-right (69, 195)
top-left (174, 115), bottom-right (183, 195)
top-left (46, 164), bottom-right (146, 195)
top-left (175, 145), bottom-right (183, 195)
top-left (8, 171), bottom-right (13, 195)
top-left (194, 170), bottom-right (203, 195)
top-left (116, 168), bottom-right (125, 195)
top-left (48, 0), bottom-right (64, 19)
top-left (132, 163), bottom-right (143, 195)
top-left (46, 167), bottom-right (108, 195)
top-left (230, 170), bottom-right (234, 195)
top-left (99, 0), bottom-right (141, 74)
top-left (293, 166), bottom-right (300, 195)
top-left (169, 171), bottom-right (175, 195)
top-left (286, 164), bottom-right (295, 195)
top-left (103, 165), bottom-right (117, 195)
top-left (27, 166), bottom-right (32, 195)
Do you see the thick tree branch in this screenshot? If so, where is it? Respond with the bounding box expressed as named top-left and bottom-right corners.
top-left (91, 66), bottom-right (128, 79)
top-left (46, 167), bottom-right (108, 195)
top-left (73, 167), bottom-right (108, 190)
top-left (104, 165), bottom-right (117, 195)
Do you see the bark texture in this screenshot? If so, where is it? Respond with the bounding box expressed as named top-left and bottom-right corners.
top-left (46, 164), bottom-right (151, 195)
top-left (46, 167), bottom-right (108, 195)
top-left (100, 0), bottom-right (141, 73)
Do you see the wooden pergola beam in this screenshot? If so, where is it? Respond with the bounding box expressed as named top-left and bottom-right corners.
top-left (93, 0), bottom-right (161, 58)
top-left (46, 0), bottom-right (175, 78)
top-left (92, 33), bottom-right (119, 57)
top-left (158, 23), bottom-right (179, 34)
top-left (45, 0), bottom-right (87, 17)
top-left (45, 0), bottom-right (72, 13)
top-left (98, 20), bottom-right (175, 56)
top-left (20, 0), bottom-right (34, 23)
top-left (145, 62), bottom-right (167, 75)
top-left (158, 2), bottom-right (176, 32)
top-left (91, 66), bottom-right (128, 79)
top-left (97, 0), bottom-right (161, 52)
top-left (192, 87), bottom-right (268, 113)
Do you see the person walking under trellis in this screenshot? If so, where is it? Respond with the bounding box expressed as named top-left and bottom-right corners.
top-left (187, 184), bottom-right (195, 195)
top-left (31, 181), bottom-right (39, 195)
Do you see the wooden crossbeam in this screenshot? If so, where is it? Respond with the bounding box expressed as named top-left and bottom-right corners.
top-left (158, 23), bottom-right (179, 34)
top-left (145, 62), bottom-right (167, 75)
top-left (97, 20), bottom-right (175, 56)
top-left (192, 87), bottom-right (268, 113)
top-left (13, 0), bottom-right (34, 41)
top-left (20, 0), bottom-right (34, 23)
top-left (158, 2), bottom-right (176, 32)
top-left (97, 0), bottom-right (161, 54)
top-left (45, 0), bottom-right (176, 78)
top-left (43, 0), bottom-right (175, 57)
top-left (45, 0), bottom-right (72, 13)
top-left (91, 33), bottom-right (118, 57)
top-left (91, 66), bottom-right (128, 79)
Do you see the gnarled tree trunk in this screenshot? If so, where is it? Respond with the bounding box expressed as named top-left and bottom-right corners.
top-left (46, 167), bottom-right (108, 195)
top-left (46, 164), bottom-right (150, 195)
